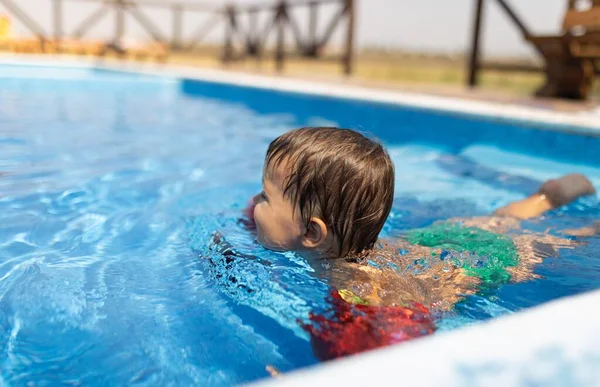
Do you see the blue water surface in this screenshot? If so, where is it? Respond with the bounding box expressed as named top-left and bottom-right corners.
top-left (0, 64), bottom-right (599, 385)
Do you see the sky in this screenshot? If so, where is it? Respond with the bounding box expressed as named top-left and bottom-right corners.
top-left (1, 0), bottom-right (570, 59)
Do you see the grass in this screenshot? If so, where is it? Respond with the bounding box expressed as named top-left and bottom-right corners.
top-left (166, 49), bottom-right (547, 97)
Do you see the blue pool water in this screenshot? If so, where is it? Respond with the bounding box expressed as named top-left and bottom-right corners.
top-left (1, 64), bottom-right (600, 385)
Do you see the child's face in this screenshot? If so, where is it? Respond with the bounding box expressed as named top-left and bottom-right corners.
top-left (253, 164), bottom-right (305, 252)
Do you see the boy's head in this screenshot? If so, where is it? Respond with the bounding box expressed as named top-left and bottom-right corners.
top-left (253, 127), bottom-right (394, 258)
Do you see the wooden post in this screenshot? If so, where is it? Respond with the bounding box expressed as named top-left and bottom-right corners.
top-left (468, 0), bottom-right (485, 87)
top-left (309, 1), bottom-right (318, 54)
top-left (222, 6), bottom-right (235, 63)
top-left (115, 0), bottom-right (125, 43)
top-left (343, 0), bottom-right (355, 75)
top-left (252, 7), bottom-right (264, 67)
top-left (53, 0), bottom-right (62, 43)
top-left (127, 5), bottom-right (167, 43)
top-left (172, 4), bottom-right (183, 49)
top-left (275, 1), bottom-right (286, 72)
top-left (248, 7), bottom-right (258, 54)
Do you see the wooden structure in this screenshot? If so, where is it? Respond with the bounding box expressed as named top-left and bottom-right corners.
top-left (0, 0), bottom-right (355, 73)
top-left (468, 0), bottom-right (600, 100)
top-left (0, 0), bottom-right (180, 60)
top-left (221, 0), bottom-right (355, 74)
top-left (527, 1), bottom-right (600, 99)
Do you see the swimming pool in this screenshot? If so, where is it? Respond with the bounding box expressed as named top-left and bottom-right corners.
top-left (1, 57), bottom-right (599, 385)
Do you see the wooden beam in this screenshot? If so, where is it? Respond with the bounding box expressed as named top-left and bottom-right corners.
top-left (67, 0), bottom-right (220, 12)
top-left (468, 0), bottom-right (485, 87)
top-left (222, 5), bottom-right (236, 62)
top-left (53, 0), bottom-right (63, 42)
top-left (283, 9), bottom-right (306, 52)
top-left (309, 1), bottom-right (318, 51)
top-left (171, 4), bottom-right (183, 49)
top-left (343, 0), bottom-right (354, 75)
top-left (125, 0), bottom-right (219, 12)
top-left (563, 7), bottom-right (600, 31)
top-left (186, 12), bottom-right (222, 50)
top-left (248, 7), bottom-right (258, 43)
top-left (127, 4), bottom-right (167, 43)
top-left (275, 1), bottom-right (285, 72)
top-left (494, 0), bottom-right (543, 56)
top-left (63, 0), bottom-right (339, 12)
top-left (237, 0), bottom-right (341, 12)
top-left (0, 0), bottom-right (47, 38)
top-left (72, 5), bottom-right (109, 39)
top-left (239, 7), bottom-right (261, 56)
top-left (495, 0), bottom-right (531, 38)
top-left (258, 11), bottom-right (278, 48)
top-left (115, 0), bottom-right (125, 42)
top-left (62, 0), bottom-right (108, 3)
top-left (318, 4), bottom-right (346, 49)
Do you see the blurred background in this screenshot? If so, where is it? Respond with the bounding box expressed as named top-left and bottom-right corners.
top-left (0, 0), bottom-right (597, 99)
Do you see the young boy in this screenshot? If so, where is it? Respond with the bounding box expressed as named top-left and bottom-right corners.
top-left (213, 127), bottom-right (596, 360)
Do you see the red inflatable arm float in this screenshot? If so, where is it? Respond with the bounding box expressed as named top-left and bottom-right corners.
top-left (301, 291), bottom-right (435, 361)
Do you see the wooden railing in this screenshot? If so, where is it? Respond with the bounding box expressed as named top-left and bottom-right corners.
top-left (221, 0), bottom-right (355, 74)
top-left (0, 0), bottom-right (355, 74)
top-left (467, 0), bottom-right (599, 88)
top-left (467, 0), bottom-right (543, 87)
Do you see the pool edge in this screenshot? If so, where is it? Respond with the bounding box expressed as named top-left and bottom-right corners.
top-left (250, 287), bottom-right (600, 386)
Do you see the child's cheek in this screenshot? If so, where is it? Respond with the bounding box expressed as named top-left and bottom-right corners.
top-left (252, 207), bottom-right (272, 247)
top-left (253, 203), bottom-right (267, 228)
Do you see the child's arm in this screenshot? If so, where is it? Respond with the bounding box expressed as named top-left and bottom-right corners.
top-left (562, 221), bottom-right (600, 237)
top-left (494, 174), bottom-right (596, 220)
top-left (507, 233), bottom-right (579, 282)
top-left (490, 174), bottom-right (596, 281)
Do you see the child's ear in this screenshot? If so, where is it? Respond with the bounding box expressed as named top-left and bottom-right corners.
top-left (302, 217), bottom-right (328, 249)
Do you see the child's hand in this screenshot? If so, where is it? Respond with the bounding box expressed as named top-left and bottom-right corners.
top-left (495, 174), bottom-right (596, 220)
top-left (539, 174), bottom-right (596, 207)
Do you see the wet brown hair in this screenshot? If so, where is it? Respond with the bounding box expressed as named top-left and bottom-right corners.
top-left (265, 127), bottom-right (395, 258)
